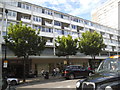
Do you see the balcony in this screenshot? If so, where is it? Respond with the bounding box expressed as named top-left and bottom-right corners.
top-left (64, 27), bottom-right (70, 30)
top-left (46, 42), bottom-right (54, 46)
top-left (32, 21), bottom-right (41, 25)
top-left (45, 22), bottom-right (53, 27)
top-left (21, 18), bottom-right (31, 23)
top-left (71, 29), bottom-right (77, 32)
top-left (54, 25), bottom-right (61, 29)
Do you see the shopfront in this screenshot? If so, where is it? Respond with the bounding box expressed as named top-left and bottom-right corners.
top-left (31, 58), bottom-right (89, 76)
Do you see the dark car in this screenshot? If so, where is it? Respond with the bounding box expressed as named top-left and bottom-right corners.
top-left (62, 65), bottom-right (94, 79)
top-left (76, 55), bottom-right (120, 90)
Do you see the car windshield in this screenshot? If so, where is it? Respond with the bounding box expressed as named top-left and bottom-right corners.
top-left (97, 57), bottom-right (120, 73)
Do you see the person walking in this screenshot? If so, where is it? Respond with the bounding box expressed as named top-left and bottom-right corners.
top-left (52, 68), bottom-right (56, 76)
top-left (56, 67), bottom-right (60, 75)
top-left (41, 69), bottom-right (45, 77)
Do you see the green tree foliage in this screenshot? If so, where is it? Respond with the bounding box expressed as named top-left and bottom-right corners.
top-left (78, 31), bottom-right (105, 60)
top-left (4, 22), bottom-right (46, 82)
top-left (55, 35), bottom-right (78, 65)
top-left (5, 22), bottom-right (46, 58)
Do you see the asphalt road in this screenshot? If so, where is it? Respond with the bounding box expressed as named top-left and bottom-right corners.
top-left (16, 79), bottom-right (79, 90)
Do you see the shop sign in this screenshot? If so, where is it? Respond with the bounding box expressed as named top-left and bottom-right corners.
top-left (64, 60), bottom-right (67, 64)
top-left (3, 60), bottom-right (8, 68)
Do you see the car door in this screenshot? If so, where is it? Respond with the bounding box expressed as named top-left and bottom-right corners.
top-left (78, 66), bottom-right (87, 76)
top-left (74, 66), bottom-right (84, 77)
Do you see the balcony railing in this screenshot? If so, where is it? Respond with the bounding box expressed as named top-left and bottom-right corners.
top-left (21, 18), bottom-right (31, 23)
top-left (45, 22), bottom-right (53, 27)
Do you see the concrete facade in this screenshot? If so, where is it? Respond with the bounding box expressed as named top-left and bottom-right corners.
top-left (0, 0), bottom-right (120, 74)
top-left (92, 0), bottom-right (120, 30)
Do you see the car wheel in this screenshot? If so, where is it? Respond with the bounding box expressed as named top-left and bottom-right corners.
top-left (69, 74), bottom-right (75, 79)
top-left (88, 72), bottom-right (92, 76)
top-left (10, 80), bottom-right (17, 86)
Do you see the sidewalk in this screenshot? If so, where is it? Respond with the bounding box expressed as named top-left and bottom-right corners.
top-left (7, 75), bottom-right (63, 90)
top-left (20, 74), bottom-right (63, 84)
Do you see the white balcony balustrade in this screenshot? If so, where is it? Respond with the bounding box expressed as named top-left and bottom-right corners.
top-left (46, 42), bottom-right (54, 46)
top-left (45, 22), bottom-right (53, 27)
top-left (64, 27), bottom-right (70, 30)
top-left (21, 18), bottom-right (31, 23)
top-left (54, 25), bottom-right (61, 29)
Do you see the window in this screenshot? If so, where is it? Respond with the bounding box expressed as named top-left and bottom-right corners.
top-left (64, 30), bottom-right (70, 35)
top-left (22, 15), bottom-right (30, 20)
top-left (55, 29), bottom-right (62, 35)
top-left (21, 3), bottom-right (31, 10)
top-left (2, 31), bottom-right (6, 36)
top-left (71, 17), bottom-right (78, 22)
top-left (54, 21), bottom-right (61, 26)
top-left (84, 21), bottom-right (89, 25)
top-left (100, 32), bottom-right (105, 35)
top-left (8, 10), bottom-right (17, 17)
top-left (33, 16), bottom-right (41, 22)
top-left (72, 25), bottom-right (76, 29)
top-left (54, 13), bottom-right (61, 18)
top-left (42, 9), bottom-right (53, 15)
top-left (33, 7), bottom-right (42, 13)
top-left (61, 15), bottom-right (69, 20)
top-left (33, 25), bottom-right (41, 30)
top-left (41, 27), bottom-right (53, 33)
top-left (72, 32), bottom-right (77, 35)
top-left (18, 2), bottom-right (21, 7)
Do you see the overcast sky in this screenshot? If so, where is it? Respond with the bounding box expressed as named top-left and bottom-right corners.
top-left (22, 0), bottom-right (108, 20)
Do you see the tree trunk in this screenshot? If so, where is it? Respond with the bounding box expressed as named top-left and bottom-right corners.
top-left (23, 56), bottom-right (28, 83)
top-left (23, 58), bottom-right (26, 82)
top-left (66, 55), bottom-right (69, 65)
top-left (90, 55), bottom-right (96, 70)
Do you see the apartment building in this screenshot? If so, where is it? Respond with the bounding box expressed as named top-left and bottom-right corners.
top-left (92, 0), bottom-right (120, 30)
top-left (0, 0), bottom-right (120, 76)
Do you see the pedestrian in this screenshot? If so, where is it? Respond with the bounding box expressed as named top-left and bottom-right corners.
top-left (88, 66), bottom-right (91, 70)
top-left (52, 68), bottom-right (56, 76)
top-left (41, 69), bottom-right (45, 76)
top-left (56, 67), bottom-right (60, 75)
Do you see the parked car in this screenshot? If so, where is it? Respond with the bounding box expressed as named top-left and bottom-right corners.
top-left (76, 55), bottom-right (120, 90)
top-left (7, 77), bottom-right (20, 85)
top-left (62, 65), bottom-right (94, 79)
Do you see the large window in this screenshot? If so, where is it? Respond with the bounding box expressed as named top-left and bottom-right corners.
top-left (33, 25), bottom-right (41, 30)
top-left (64, 30), bottom-right (71, 35)
top-left (41, 27), bottom-right (53, 33)
top-left (71, 17), bottom-right (78, 22)
top-left (54, 13), bottom-right (61, 18)
top-left (33, 6), bottom-right (42, 13)
top-left (21, 3), bottom-right (31, 10)
top-left (33, 16), bottom-right (41, 22)
top-left (54, 21), bottom-right (61, 26)
top-left (8, 10), bottom-right (17, 17)
top-left (71, 25), bottom-right (77, 29)
top-left (55, 29), bottom-right (62, 35)
top-left (61, 15), bottom-right (69, 20)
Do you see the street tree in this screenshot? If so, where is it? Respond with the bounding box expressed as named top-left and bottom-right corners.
top-left (78, 31), bottom-right (105, 68)
top-left (55, 35), bottom-right (78, 65)
top-left (4, 22), bottom-right (46, 82)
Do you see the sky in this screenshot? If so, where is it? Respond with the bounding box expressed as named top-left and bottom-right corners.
top-left (22, 0), bottom-right (108, 20)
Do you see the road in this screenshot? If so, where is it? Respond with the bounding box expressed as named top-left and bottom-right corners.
top-left (16, 79), bottom-right (79, 90)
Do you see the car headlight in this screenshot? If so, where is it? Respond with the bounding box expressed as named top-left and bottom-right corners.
top-left (76, 82), bottom-right (80, 88)
top-left (105, 86), bottom-right (112, 90)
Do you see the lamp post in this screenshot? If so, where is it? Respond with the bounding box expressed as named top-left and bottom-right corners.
top-left (1, 9), bottom-right (9, 90)
top-left (4, 9), bottom-right (8, 61)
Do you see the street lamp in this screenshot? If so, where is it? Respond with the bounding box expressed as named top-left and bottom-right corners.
top-left (4, 9), bottom-right (8, 61)
top-left (1, 9), bottom-right (8, 90)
